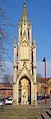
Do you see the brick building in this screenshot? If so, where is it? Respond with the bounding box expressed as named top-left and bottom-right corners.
top-left (0, 78), bottom-right (51, 99)
top-left (0, 83), bottom-right (13, 99)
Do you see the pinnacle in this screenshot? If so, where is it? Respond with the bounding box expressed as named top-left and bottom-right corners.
top-left (24, 0), bottom-right (26, 5)
top-left (34, 36), bottom-right (36, 44)
top-left (22, 0), bottom-right (28, 22)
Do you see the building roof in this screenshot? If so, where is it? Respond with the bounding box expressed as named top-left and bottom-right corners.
top-left (0, 83), bottom-right (13, 90)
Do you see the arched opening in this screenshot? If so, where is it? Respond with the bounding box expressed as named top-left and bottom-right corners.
top-left (18, 76), bottom-right (31, 105)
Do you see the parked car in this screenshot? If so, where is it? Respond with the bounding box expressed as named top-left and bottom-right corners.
top-left (5, 98), bottom-right (13, 105)
top-left (0, 99), bottom-right (4, 106)
top-left (37, 94), bottom-right (50, 100)
top-left (42, 94), bottom-right (50, 99)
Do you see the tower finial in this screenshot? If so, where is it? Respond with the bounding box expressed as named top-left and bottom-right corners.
top-left (24, 0), bottom-right (26, 8)
top-left (22, 0), bottom-right (28, 22)
top-left (24, 0), bottom-right (26, 4)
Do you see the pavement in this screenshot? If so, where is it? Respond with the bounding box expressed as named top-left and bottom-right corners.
top-left (38, 96), bottom-right (51, 108)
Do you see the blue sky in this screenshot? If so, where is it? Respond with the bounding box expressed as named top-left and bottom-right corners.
top-left (1, 0), bottom-right (51, 78)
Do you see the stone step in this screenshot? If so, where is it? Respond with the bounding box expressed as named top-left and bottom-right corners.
top-left (41, 112), bottom-right (50, 119)
top-left (46, 110), bottom-right (51, 117)
top-left (0, 106), bottom-right (51, 119)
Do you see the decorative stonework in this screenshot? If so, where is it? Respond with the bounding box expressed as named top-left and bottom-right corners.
top-left (21, 79), bottom-right (29, 105)
top-left (13, 1), bottom-right (37, 105)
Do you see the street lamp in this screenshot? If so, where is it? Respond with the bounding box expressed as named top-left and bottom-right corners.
top-left (43, 57), bottom-right (47, 104)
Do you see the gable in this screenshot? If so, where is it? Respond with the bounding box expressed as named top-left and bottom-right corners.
top-left (17, 63), bottom-right (33, 83)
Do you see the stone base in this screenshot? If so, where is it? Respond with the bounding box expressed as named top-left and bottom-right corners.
top-left (32, 100), bottom-right (38, 106)
top-left (12, 100), bottom-right (17, 105)
top-left (21, 100), bottom-right (29, 105)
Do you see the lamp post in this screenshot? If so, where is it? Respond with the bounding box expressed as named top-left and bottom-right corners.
top-left (43, 57), bottom-right (47, 104)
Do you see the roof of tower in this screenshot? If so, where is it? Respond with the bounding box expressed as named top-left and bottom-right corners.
top-left (22, 0), bottom-right (28, 22)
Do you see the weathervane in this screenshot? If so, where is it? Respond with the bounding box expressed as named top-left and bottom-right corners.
top-left (24, 0), bottom-right (26, 4)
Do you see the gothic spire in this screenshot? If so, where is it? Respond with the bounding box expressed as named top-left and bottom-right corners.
top-left (22, 0), bottom-right (28, 22)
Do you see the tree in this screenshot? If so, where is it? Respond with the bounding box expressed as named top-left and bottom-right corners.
top-left (36, 73), bottom-right (43, 83)
top-left (0, 1), bottom-right (7, 74)
top-left (2, 73), bottom-right (13, 86)
top-left (0, 0), bottom-right (14, 81)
